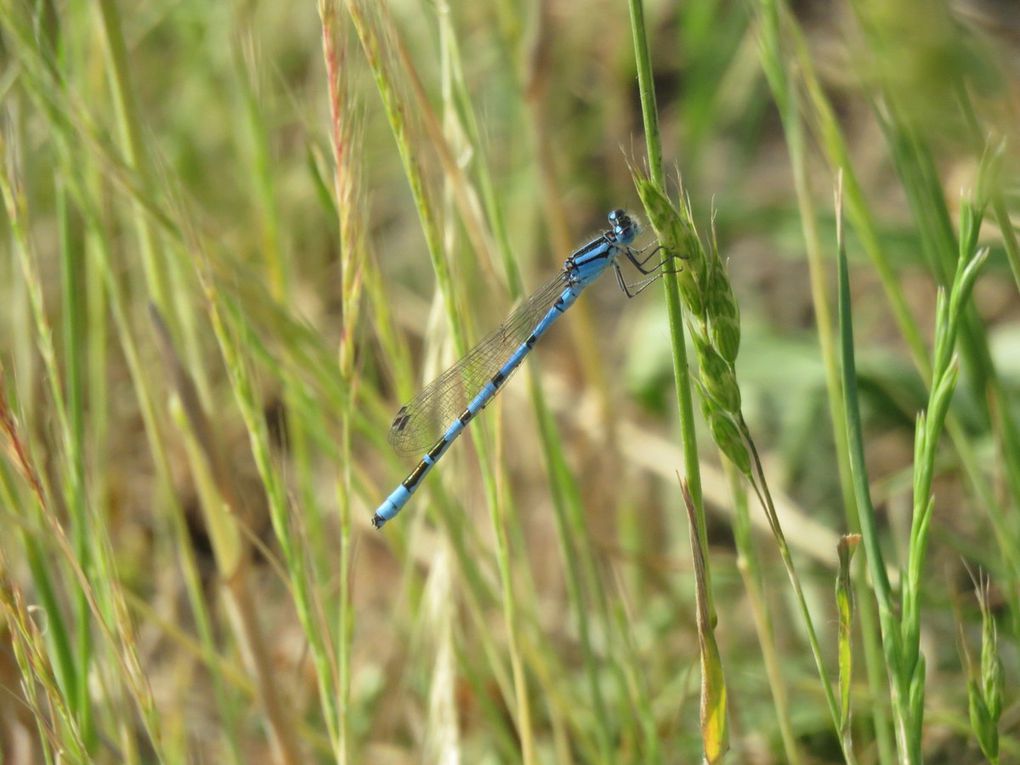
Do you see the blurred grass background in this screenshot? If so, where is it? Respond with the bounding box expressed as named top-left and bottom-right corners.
top-left (1, 0), bottom-right (1019, 762)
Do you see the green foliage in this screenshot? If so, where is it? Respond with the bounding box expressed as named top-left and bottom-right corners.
top-left (0, 0), bottom-right (1017, 763)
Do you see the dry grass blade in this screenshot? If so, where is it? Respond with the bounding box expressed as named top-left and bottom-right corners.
top-left (680, 479), bottom-right (728, 764)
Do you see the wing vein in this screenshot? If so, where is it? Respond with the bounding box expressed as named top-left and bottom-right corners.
top-left (387, 272), bottom-right (569, 456)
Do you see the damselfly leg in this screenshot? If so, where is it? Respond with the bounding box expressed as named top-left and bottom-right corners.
top-left (624, 244), bottom-right (666, 272)
top-left (613, 244), bottom-right (685, 298)
top-left (613, 257), bottom-right (683, 298)
top-left (623, 244), bottom-right (688, 274)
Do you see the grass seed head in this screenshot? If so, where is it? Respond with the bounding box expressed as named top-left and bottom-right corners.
top-left (702, 402), bottom-right (751, 476)
top-left (692, 333), bottom-right (742, 415)
top-left (634, 176), bottom-right (706, 316)
top-left (704, 249), bottom-right (741, 364)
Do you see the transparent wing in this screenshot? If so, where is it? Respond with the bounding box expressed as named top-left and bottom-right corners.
top-left (387, 272), bottom-right (569, 456)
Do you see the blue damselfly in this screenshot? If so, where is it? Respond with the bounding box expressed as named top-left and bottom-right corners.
top-left (373, 209), bottom-right (672, 528)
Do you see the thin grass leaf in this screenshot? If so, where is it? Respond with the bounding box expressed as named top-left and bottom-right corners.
top-left (681, 480), bottom-right (728, 764)
top-left (836, 533), bottom-right (861, 749)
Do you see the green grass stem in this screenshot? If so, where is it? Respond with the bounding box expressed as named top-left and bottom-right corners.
top-left (627, 0), bottom-right (712, 618)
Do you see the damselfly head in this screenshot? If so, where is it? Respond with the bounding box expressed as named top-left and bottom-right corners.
top-left (607, 209), bottom-right (639, 245)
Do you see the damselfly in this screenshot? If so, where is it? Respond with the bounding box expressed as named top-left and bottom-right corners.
top-left (373, 209), bottom-right (673, 529)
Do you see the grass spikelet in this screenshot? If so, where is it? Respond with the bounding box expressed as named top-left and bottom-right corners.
top-left (703, 255), bottom-right (741, 366)
top-left (701, 403), bottom-right (751, 478)
top-left (961, 572), bottom-right (1003, 765)
top-left (634, 178), bottom-right (707, 309)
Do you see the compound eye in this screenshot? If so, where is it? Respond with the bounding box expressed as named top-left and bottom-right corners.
top-left (608, 208), bottom-right (625, 223)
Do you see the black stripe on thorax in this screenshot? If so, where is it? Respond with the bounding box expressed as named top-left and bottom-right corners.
top-left (570, 235), bottom-right (610, 260)
top-left (567, 236), bottom-right (612, 268)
